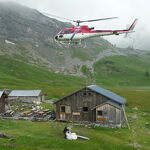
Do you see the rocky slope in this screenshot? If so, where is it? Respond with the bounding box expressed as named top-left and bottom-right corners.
top-left (0, 2), bottom-right (149, 78)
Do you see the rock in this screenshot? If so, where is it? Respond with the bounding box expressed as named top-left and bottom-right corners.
top-left (116, 124), bottom-right (122, 128)
top-left (0, 133), bottom-right (13, 139)
top-left (133, 142), bottom-right (142, 149)
top-left (130, 114), bottom-right (138, 120)
top-left (43, 100), bottom-right (54, 104)
top-left (59, 52), bottom-right (63, 55)
top-left (3, 110), bottom-right (14, 117)
top-left (5, 40), bottom-right (15, 45)
top-left (132, 107), bottom-right (138, 110)
top-left (143, 112), bottom-right (148, 116)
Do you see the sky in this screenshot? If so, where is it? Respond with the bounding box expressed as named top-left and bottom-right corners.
top-left (0, 0), bottom-right (150, 50)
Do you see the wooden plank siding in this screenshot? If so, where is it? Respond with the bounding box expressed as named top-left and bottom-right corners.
top-left (0, 91), bottom-right (8, 113)
top-left (96, 104), bottom-right (122, 124)
top-left (0, 97), bottom-right (5, 113)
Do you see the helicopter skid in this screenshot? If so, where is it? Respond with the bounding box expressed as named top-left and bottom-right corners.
top-left (54, 38), bottom-right (82, 45)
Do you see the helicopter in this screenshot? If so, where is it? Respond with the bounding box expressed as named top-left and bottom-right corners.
top-left (43, 13), bottom-right (138, 44)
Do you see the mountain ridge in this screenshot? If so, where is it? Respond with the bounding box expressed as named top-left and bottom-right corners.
top-left (0, 2), bottom-right (150, 87)
top-left (0, 1), bottom-right (118, 76)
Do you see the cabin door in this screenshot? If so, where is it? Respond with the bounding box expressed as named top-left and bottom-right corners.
top-left (60, 113), bottom-right (66, 120)
top-left (60, 106), bottom-right (66, 120)
top-left (82, 106), bottom-right (89, 121)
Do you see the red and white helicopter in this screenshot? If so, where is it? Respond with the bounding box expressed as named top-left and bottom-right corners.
top-left (44, 13), bottom-right (138, 44)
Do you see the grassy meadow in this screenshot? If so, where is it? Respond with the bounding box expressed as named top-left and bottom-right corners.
top-left (0, 55), bottom-right (86, 99)
top-left (94, 55), bottom-right (150, 86)
top-left (0, 88), bottom-right (149, 150)
top-left (0, 55), bottom-right (150, 149)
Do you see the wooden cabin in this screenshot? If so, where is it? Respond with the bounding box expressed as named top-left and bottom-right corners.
top-left (8, 90), bottom-right (45, 103)
top-left (0, 90), bottom-right (9, 113)
top-left (55, 85), bottom-right (126, 126)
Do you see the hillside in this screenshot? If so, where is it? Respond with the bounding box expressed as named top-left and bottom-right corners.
top-left (0, 1), bottom-right (150, 90)
top-left (0, 2), bottom-right (67, 72)
top-left (93, 53), bottom-right (150, 86)
top-left (0, 55), bottom-right (86, 99)
top-left (0, 2), bottom-right (123, 75)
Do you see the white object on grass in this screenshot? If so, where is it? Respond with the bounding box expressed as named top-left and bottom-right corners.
top-left (66, 132), bottom-right (78, 140)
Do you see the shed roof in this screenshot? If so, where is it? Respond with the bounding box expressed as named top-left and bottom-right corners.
top-left (87, 85), bottom-right (126, 104)
top-left (92, 100), bottom-right (122, 110)
top-left (8, 90), bottom-right (42, 97)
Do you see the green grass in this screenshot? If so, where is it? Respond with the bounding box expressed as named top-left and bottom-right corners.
top-left (0, 102), bottom-right (149, 150)
top-left (0, 49), bottom-right (150, 99)
top-left (0, 55), bottom-right (85, 99)
top-left (112, 88), bottom-right (150, 111)
top-left (0, 53), bottom-right (150, 150)
top-left (0, 120), bottom-right (143, 150)
top-left (0, 54), bottom-right (150, 100)
top-left (94, 55), bottom-right (150, 86)
top-left (0, 88), bottom-right (150, 150)
top-left (81, 65), bottom-right (92, 77)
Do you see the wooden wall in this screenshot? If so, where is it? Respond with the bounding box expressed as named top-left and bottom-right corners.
top-left (96, 104), bottom-right (123, 124)
top-left (8, 96), bottom-right (44, 103)
top-left (0, 97), bottom-right (6, 113)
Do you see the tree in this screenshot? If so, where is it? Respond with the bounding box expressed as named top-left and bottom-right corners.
top-left (144, 71), bottom-right (150, 78)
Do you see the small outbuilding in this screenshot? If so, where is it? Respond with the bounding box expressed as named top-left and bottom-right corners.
top-left (8, 90), bottom-right (45, 103)
top-left (55, 85), bottom-right (127, 126)
top-left (0, 90), bottom-right (9, 113)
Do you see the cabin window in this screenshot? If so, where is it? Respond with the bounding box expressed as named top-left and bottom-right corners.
top-left (97, 110), bottom-right (103, 116)
top-left (88, 92), bottom-right (92, 96)
top-left (81, 92), bottom-right (92, 96)
top-left (61, 106), bottom-right (66, 112)
top-left (83, 107), bottom-right (88, 112)
top-left (83, 92), bottom-right (86, 96)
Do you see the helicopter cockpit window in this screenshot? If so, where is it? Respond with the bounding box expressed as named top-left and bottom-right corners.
top-left (60, 30), bottom-right (65, 34)
top-left (89, 27), bottom-right (95, 30)
top-left (65, 30), bottom-right (71, 34)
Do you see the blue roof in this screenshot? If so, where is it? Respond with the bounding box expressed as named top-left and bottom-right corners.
top-left (87, 85), bottom-right (126, 104)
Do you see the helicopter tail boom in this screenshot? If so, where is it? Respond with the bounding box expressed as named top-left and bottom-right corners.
top-left (128, 19), bottom-right (138, 31)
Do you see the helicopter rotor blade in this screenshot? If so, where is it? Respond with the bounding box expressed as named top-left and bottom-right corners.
top-left (42, 12), bottom-right (75, 22)
top-left (41, 12), bottom-right (117, 25)
top-left (78, 17), bottom-right (118, 23)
